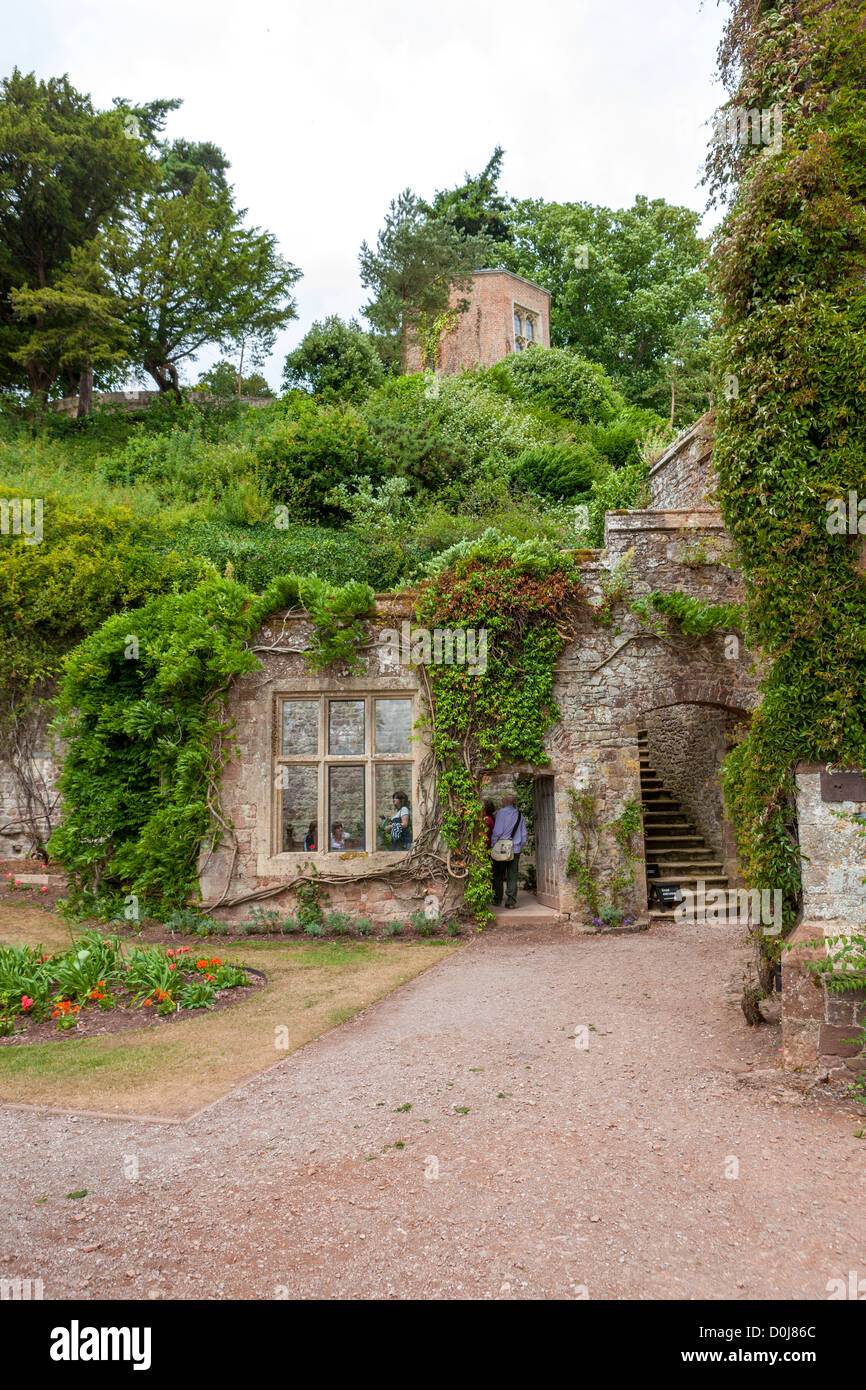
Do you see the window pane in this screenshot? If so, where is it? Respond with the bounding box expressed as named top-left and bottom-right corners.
top-left (525, 317), bottom-right (533, 340)
top-left (280, 766), bottom-right (318, 852)
top-left (375, 765), bottom-right (413, 852)
top-left (513, 311), bottom-right (522, 337)
top-left (328, 765), bottom-right (365, 850)
top-left (281, 700), bottom-right (318, 756)
top-left (374, 698), bottom-right (413, 755)
top-left (328, 699), bottom-right (365, 755)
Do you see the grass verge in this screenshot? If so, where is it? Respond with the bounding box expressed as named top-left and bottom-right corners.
top-left (0, 903), bottom-right (458, 1117)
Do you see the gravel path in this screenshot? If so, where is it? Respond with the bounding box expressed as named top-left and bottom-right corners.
top-left (2, 920), bottom-right (863, 1300)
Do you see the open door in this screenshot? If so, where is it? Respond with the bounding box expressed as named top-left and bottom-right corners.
top-left (532, 774), bottom-right (558, 908)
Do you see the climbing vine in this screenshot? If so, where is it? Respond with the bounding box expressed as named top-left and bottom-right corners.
top-left (49, 573), bottom-right (375, 917)
top-left (707, 0), bottom-right (866, 985)
top-left (565, 787), bottom-right (643, 919)
top-left (414, 530), bottom-right (586, 921)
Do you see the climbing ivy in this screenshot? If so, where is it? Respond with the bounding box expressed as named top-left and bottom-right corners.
top-left (631, 590), bottom-right (744, 637)
top-left (414, 529), bottom-right (585, 920)
top-left (49, 573), bottom-right (375, 916)
top-left (708, 0), bottom-right (866, 975)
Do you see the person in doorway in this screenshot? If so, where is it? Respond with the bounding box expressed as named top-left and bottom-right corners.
top-left (482, 799), bottom-right (496, 850)
top-left (491, 795), bottom-right (527, 908)
top-left (330, 821), bottom-right (348, 850)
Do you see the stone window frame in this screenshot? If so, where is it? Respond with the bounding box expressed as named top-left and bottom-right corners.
top-left (272, 690), bottom-right (419, 859)
top-left (513, 302), bottom-right (539, 352)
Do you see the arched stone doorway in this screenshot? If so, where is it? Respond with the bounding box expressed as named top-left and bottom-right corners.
top-left (637, 700), bottom-right (751, 911)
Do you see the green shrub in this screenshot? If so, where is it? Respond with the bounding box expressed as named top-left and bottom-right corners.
top-left (356, 917), bottom-right (373, 937)
top-left (255, 397), bottom-right (380, 521)
top-left (510, 440), bottom-right (602, 501)
top-left (409, 909), bottom-right (434, 935)
top-left (324, 911), bottom-right (353, 936)
top-left (489, 345), bottom-right (625, 423)
top-left (174, 519), bottom-right (402, 591)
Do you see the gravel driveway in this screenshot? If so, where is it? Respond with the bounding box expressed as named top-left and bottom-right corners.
top-left (1, 919), bottom-right (863, 1300)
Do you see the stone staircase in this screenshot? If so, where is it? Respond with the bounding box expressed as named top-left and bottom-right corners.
top-left (638, 729), bottom-right (729, 918)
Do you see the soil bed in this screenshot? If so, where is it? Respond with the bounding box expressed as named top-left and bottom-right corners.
top-left (0, 967), bottom-right (267, 1046)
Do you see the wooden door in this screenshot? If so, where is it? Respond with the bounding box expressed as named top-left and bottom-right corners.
top-left (533, 775), bottom-right (558, 908)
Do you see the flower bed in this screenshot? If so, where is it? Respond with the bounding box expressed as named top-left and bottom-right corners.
top-left (0, 928), bottom-right (256, 1041)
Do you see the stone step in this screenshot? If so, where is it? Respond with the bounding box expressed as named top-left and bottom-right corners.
top-left (652, 878), bottom-right (729, 893)
top-left (647, 856), bottom-right (722, 867)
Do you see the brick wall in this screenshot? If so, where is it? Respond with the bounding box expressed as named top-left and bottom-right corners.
top-left (405, 269), bottom-right (550, 374)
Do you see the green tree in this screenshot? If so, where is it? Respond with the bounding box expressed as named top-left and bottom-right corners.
top-left (644, 315), bottom-right (713, 428)
top-left (195, 359), bottom-right (274, 397)
top-left (0, 70), bottom-right (159, 397)
top-left (9, 246), bottom-right (131, 414)
top-left (427, 147), bottom-right (512, 243)
top-left (500, 195), bottom-right (711, 407)
top-left (98, 152), bottom-right (301, 398)
top-left (359, 189), bottom-right (491, 371)
top-left (283, 316), bottom-right (384, 401)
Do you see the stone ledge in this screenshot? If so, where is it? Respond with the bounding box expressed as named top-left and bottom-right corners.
top-left (605, 509), bottom-right (724, 534)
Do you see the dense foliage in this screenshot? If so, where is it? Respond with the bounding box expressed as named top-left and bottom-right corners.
top-left (709, 0), bottom-right (866, 960)
top-left (416, 532), bottom-right (586, 918)
top-left (48, 573), bottom-right (375, 915)
top-left (0, 70), bottom-right (299, 405)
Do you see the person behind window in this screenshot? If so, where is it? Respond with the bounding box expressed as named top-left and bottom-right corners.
top-left (304, 821), bottom-right (317, 852)
top-left (382, 792), bottom-right (411, 849)
top-left (330, 821), bottom-right (348, 850)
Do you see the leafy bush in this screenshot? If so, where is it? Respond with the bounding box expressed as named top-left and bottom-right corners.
top-left (255, 397), bottom-right (380, 521)
top-left (510, 440), bottom-right (602, 501)
top-left (283, 316), bottom-right (385, 402)
top-left (323, 911), bottom-right (353, 936)
top-left (175, 519), bottom-right (403, 591)
top-left (355, 917), bottom-right (373, 937)
top-left (489, 345), bottom-right (624, 423)
top-left (583, 407), bottom-right (666, 469)
top-left (0, 490), bottom-right (212, 694)
top-left (582, 460), bottom-right (651, 547)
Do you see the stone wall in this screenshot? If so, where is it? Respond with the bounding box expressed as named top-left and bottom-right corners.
top-left (781, 765), bottom-right (866, 1071)
top-left (648, 415), bottom-right (716, 510)
top-left (543, 509), bottom-right (759, 925)
top-left (404, 269), bottom-right (550, 375)
top-left (50, 390), bottom-right (273, 417)
top-left (198, 597), bottom-right (453, 925)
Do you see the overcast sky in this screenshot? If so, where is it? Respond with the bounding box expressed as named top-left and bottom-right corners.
top-left (6, 0), bottom-right (729, 389)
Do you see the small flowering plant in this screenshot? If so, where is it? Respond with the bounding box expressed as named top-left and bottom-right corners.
top-left (0, 929), bottom-right (250, 1035)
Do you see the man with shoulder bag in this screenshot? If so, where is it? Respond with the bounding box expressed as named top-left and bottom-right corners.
top-left (490, 795), bottom-right (527, 909)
